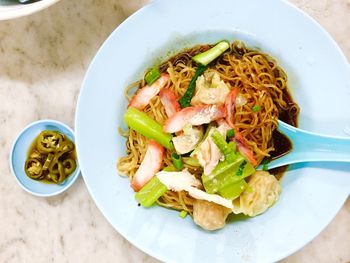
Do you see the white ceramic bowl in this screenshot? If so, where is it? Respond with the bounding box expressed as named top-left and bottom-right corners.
top-left (75, 0), bottom-right (350, 262)
top-left (0, 0), bottom-right (59, 20)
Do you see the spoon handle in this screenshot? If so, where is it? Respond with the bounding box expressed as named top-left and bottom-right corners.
top-left (265, 121), bottom-right (350, 169)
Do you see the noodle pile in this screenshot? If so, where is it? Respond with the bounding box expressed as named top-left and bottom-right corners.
top-left (117, 41), bottom-right (299, 215)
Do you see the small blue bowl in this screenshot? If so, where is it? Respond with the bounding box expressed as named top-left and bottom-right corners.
top-left (9, 119), bottom-right (80, 197)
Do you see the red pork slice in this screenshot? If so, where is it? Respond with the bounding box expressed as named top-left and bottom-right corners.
top-left (131, 140), bottom-right (165, 192)
top-left (231, 130), bottom-right (257, 166)
top-left (225, 87), bottom-right (239, 128)
top-left (163, 105), bottom-right (226, 133)
top-left (159, 88), bottom-right (181, 117)
top-left (128, 73), bottom-right (169, 110)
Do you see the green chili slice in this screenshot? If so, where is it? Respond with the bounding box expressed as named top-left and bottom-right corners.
top-left (36, 131), bottom-right (63, 153)
top-left (62, 158), bottom-right (76, 175)
top-left (25, 158), bottom-right (43, 179)
top-left (58, 162), bottom-right (66, 183)
top-left (25, 130), bottom-right (77, 184)
top-left (42, 153), bottom-right (54, 170)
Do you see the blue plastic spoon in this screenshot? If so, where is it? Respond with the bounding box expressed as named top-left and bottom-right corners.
top-left (262, 120), bottom-right (350, 169)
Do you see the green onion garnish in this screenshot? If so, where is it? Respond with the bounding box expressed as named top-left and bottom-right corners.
top-left (236, 160), bottom-right (247, 176)
top-left (261, 159), bottom-right (269, 171)
top-left (171, 153), bottom-right (184, 170)
top-left (178, 65), bottom-right (207, 108)
top-left (226, 129), bottom-right (235, 140)
top-left (145, 68), bottom-right (161, 85)
top-left (252, 105), bottom-right (261, 112)
top-left (263, 163), bottom-right (269, 171)
top-left (179, 210), bottom-right (188, 218)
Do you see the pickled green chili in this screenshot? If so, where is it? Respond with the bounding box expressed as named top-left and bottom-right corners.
top-left (24, 130), bottom-right (77, 184)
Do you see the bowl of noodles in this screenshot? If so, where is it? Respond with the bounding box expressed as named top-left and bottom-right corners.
top-left (75, 0), bottom-right (350, 262)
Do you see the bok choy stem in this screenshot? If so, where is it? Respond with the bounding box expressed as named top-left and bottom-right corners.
top-left (192, 40), bottom-right (230, 66)
top-left (135, 176), bottom-right (167, 207)
top-left (124, 107), bottom-right (174, 150)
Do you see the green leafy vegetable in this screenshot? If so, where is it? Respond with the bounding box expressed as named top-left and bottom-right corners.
top-left (219, 180), bottom-right (248, 200)
top-left (124, 107), bottom-right (174, 150)
top-left (201, 130), bottom-right (255, 199)
top-left (178, 65), bottom-right (207, 108)
top-left (171, 153), bottom-right (184, 170)
top-left (145, 68), bottom-right (161, 85)
top-left (192, 40), bottom-right (230, 66)
top-left (135, 176), bottom-right (167, 207)
top-left (202, 155), bottom-right (254, 194)
top-left (211, 129), bottom-right (236, 160)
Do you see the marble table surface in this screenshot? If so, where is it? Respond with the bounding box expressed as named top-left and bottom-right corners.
top-left (0, 0), bottom-right (349, 262)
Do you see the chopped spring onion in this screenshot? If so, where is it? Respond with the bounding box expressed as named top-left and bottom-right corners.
top-left (135, 176), bottom-right (167, 207)
top-left (226, 129), bottom-right (235, 140)
top-left (236, 160), bottom-right (247, 176)
top-left (124, 107), bottom-right (174, 150)
top-left (252, 105), bottom-right (261, 112)
top-left (263, 163), bottom-right (269, 171)
top-left (192, 40), bottom-right (230, 66)
top-left (171, 153), bottom-right (184, 170)
top-left (179, 210), bottom-right (188, 218)
top-left (145, 68), bottom-right (161, 85)
top-left (178, 65), bottom-right (207, 108)
top-left (261, 159), bottom-right (269, 171)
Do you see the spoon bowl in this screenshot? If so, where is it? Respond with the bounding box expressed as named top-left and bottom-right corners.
top-left (262, 120), bottom-right (350, 170)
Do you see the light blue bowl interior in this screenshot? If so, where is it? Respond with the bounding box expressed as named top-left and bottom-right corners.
top-left (10, 120), bottom-right (80, 197)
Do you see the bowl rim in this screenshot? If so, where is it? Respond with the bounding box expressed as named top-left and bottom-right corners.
top-left (0, 0), bottom-right (60, 20)
top-left (9, 119), bottom-right (80, 197)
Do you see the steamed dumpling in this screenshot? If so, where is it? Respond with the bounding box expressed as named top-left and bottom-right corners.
top-left (193, 199), bottom-right (231, 231)
top-left (233, 171), bottom-right (281, 217)
top-left (191, 71), bottom-right (230, 106)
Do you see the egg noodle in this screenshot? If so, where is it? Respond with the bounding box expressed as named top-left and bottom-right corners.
top-left (117, 41), bottom-right (299, 216)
